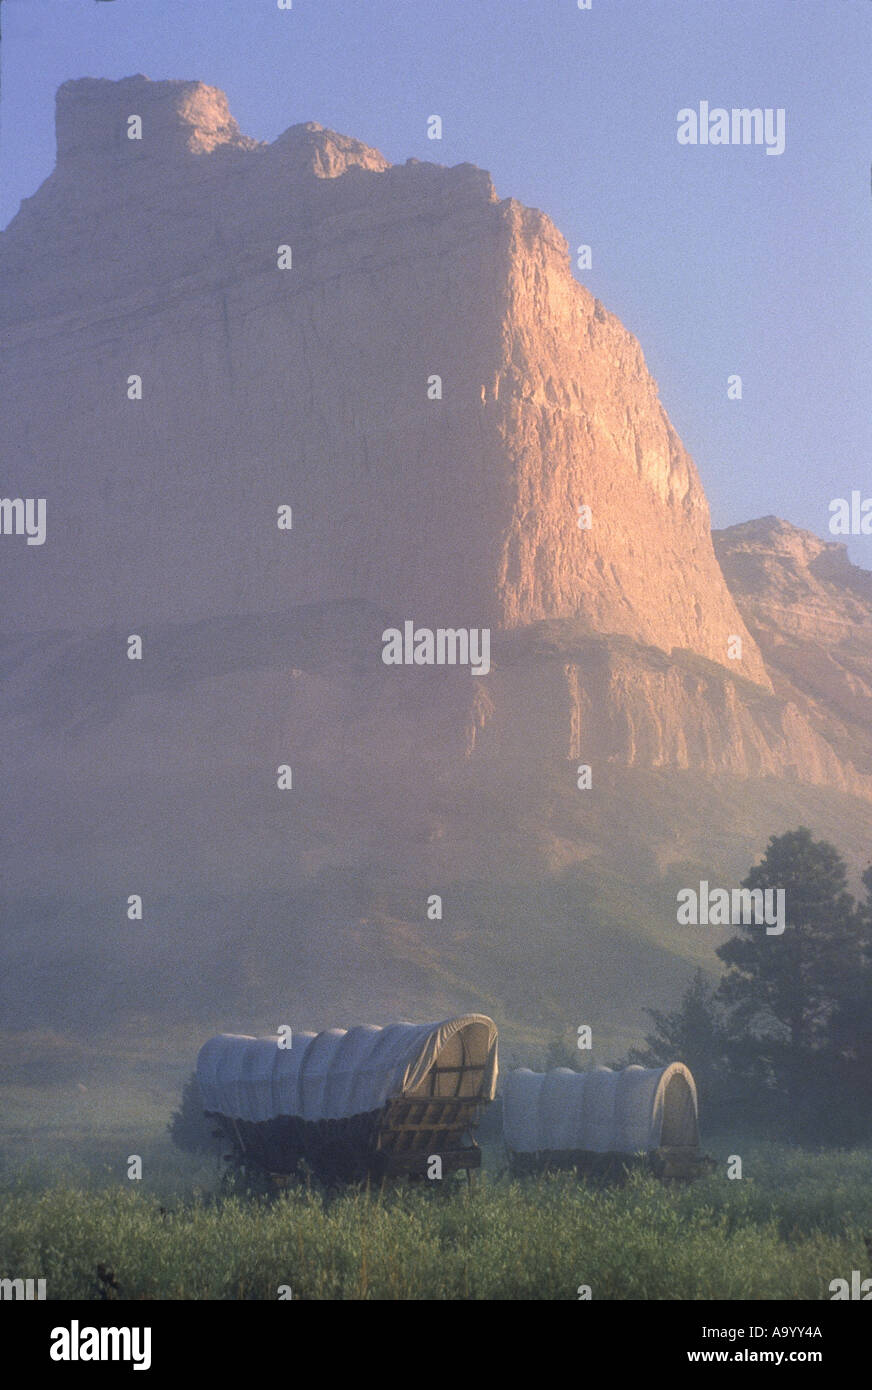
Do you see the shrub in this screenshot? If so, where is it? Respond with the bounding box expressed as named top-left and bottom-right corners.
top-left (168, 1074), bottom-right (223, 1155)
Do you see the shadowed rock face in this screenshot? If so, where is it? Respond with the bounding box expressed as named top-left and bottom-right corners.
top-left (714, 518), bottom-right (872, 780)
top-left (54, 76), bottom-right (263, 164)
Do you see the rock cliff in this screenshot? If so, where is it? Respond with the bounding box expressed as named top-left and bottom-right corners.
top-left (2, 78), bottom-right (872, 1041)
top-left (1, 76), bottom-right (765, 687)
top-left (714, 517), bottom-right (872, 780)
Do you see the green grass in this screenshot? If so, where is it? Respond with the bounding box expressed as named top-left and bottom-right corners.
top-left (1, 1141), bottom-right (870, 1300)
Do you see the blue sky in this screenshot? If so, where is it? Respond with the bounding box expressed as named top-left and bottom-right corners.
top-left (2, 0), bottom-right (870, 560)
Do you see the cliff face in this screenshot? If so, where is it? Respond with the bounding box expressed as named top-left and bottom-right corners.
top-left (490, 204), bottom-right (768, 683)
top-left (2, 77), bottom-right (869, 798)
top-left (2, 79), bottom-right (872, 1041)
top-left (714, 518), bottom-right (872, 780)
top-left (2, 75), bottom-right (871, 805)
top-left (1, 75), bottom-right (764, 687)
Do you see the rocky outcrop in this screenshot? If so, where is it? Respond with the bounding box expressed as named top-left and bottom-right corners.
top-left (2, 80), bottom-right (872, 1042)
top-left (0, 76), bottom-right (765, 688)
top-left (714, 517), bottom-right (872, 778)
top-left (2, 78), bottom-right (870, 799)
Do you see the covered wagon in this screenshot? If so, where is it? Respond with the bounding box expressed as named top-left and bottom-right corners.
top-left (503, 1063), bottom-right (704, 1179)
top-left (197, 1014), bottom-right (498, 1184)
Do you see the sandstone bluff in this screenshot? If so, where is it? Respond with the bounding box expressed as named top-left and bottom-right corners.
top-left (1, 77), bottom-right (870, 1038)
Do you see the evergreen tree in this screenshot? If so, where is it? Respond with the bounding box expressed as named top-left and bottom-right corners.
top-left (629, 969), bottom-right (729, 1115)
top-left (715, 828), bottom-right (863, 1127)
top-left (544, 1032), bottom-right (583, 1071)
top-left (168, 1074), bottom-right (223, 1155)
top-left (827, 861), bottom-right (872, 1135)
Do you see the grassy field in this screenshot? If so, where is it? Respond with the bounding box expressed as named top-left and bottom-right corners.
top-left (1, 1135), bottom-right (870, 1300)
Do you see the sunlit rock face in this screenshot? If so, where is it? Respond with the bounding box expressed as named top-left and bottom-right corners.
top-left (1, 75), bottom-right (765, 690)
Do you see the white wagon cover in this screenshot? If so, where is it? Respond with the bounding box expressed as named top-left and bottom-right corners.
top-left (503, 1063), bottom-right (699, 1155)
top-left (197, 1015), bottom-right (498, 1124)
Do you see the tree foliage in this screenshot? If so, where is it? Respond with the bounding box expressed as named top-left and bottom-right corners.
top-left (628, 969), bottom-right (729, 1112)
top-left (716, 828), bottom-right (861, 1054)
top-left (168, 1074), bottom-right (223, 1155)
top-left (638, 830), bottom-right (871, 1141)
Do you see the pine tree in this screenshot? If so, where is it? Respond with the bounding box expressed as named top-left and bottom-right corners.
top-left (715, 827), bottom-right (863, 1126)
top-left (629, 969), bottom-right (728, 1114)
top-left (827, 861), bottom-right (872, 1135)
top-left (168, 1074), bottom-right (223, 1154)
